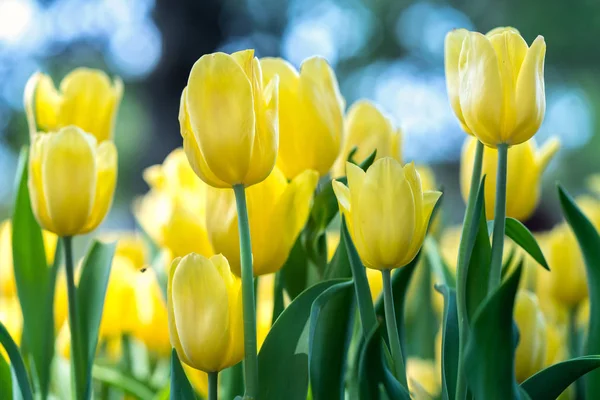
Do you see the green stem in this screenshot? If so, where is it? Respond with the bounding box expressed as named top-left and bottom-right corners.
top-left (209, 371), bottom-right (219, 400)
top-left (382, 269), bottom-right (408, 388)
top-left (233, 184), bottom-right (259, 400)
top-left (63, 236), bottom-right (86, 399)
top-left (455, 139), bottom-right (484, 400)
top-left (489, 143), bottom-right (508, 292)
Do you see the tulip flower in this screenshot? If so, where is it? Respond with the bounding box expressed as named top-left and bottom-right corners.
top-left (28, 126), bottom-right (117, 237)
top-left (24, 68), bottom-right (123, 142)
top-left (406, 358), bottom-right (441, 398)
top-left (206, 167), bottom-right (318, 276)
top-left (332, 158), bottom-right (441, 270)
top-left (332, 100), bottom-right (401, 177)
top-left (537, 224), bottom-right (588, 308)
top-left (261, 56), bottom-right (344, 179)
top-left (445, 27), bottom-right (546, 147)
top-left (514, 290), bottom-right (547, 382)
top-left (179, 49), bottom-right (279, 188)
top-left (135, 148), bottom-right (213, 258)
top-left (461, 136), bottom-right (559, 221)
top-left (168, 253), bottom-right (244, 373)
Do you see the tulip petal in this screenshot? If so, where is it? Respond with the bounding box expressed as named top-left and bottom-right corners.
top-left (186, 53), bottom-right (255, 185)
top-left (31, 73), bottom-right (61, 134)
top-left (536, 137), bottom-right (560, 172)
top-left (42, 127), bottom-right (97, 236)
top-left (28, 134), bottom-right (56, 232)
top-left (205, 187), bottom-right (241, 274)
top-left (513, 36), bottom-right (546, 145)
top-left (167, 257), bottom-right (193, 366)
top-left (444, 28), bottom-right (471, 133)
top-left (459, 32), bottom-right (503, 147)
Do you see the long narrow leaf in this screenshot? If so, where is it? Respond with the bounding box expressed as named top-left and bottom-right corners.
top-left (0, 322), bottom-right (33, 400)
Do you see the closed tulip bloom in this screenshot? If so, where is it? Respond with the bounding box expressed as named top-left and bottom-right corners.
top-left (24, 68), bottom-right (123, 142)
top-left (514, 290), bottom-right (547, 382)
top-left (180, 50), bottom-right (279, 188)
top-left (168, 253), bottom-right (244, 372)
top-left (461, 136), bottom-right (559, 220)
top-left (446, 27), bottom-right (546, 147)
top-left (135, 148), bottom-right (213, 258)
top-left (332, 100), bottom-right (401, 178)
top-left (332, 158), bottom-right (442, 270)
top-left (28, 126), bottom-right (117, 237)
top-left (206, 167), bottom-right (318, 276)
top-left (261, 56), bottom-right (345, 179)
top-left (537, 224), bottom-right (588, 308)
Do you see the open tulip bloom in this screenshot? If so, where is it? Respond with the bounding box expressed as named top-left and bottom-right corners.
top-left (5, 25), bottom-right (600, 400)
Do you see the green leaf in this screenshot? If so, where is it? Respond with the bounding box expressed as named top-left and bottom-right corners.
top-left (0, 350), bottom-right (13, 399)
top-left (11, 147), bottom-right (56, 399)
top-left (558, 184), bottom-right (600, 398)
top-left (488, 218), bottom-right (550, 271)
top-left (221, 362), bottom-right (244, 400)
top-left (464, 264), bottom-right (521, 400)
top-left (0, 322), bottom-right (33, 400)
top-left (169, 349), bottom-right (196, 400)
top-left (308, 280), bottom-right (354, 400)
top-left (358, 324), bottom-right (411, 400)
top-left (323, 225), bottom-right (351, 280)
top-left (521, 355), bottom-right (600, 399)
top-left (92, 364), bottom-right (155, 399)
top-left (258, 279), bottom-right (346, 400)
top-left (280, 236), bottom-right (310, 300)
top-left (76, 240), bottom-right (116, 397)
top-left (436, 285), bottom-right (459, 400)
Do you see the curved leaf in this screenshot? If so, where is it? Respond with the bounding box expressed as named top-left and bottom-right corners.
top-left (92, 364), bottom-right (155, 399)
top-left (280, 236), bottom-right (310, 300)
top-left (258, 279), bottom-right (346, 400)
top-left (169, 349), bottom-right (196, 400)
top-left (0, 322), bottom-right (33, 400)
top-left (0, 353), bottom-right (11, 399)
top-left (309, 280), bottom-right (354, 400)
top-left (505, 218), bottom-right (549, 270)
top-left (436, 285), bottom-right (459, 400)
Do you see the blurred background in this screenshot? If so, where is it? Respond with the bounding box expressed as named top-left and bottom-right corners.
top-left (0, 0), bottom-right (598, 232)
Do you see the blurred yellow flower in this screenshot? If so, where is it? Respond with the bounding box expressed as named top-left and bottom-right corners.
top-left (180, 50), bottom-right (279, 188)
top-left (445, 27), bottom-right (546, 147)
top-left (168, 253), bottom-right (244, 372)
top-left (257, 273), bottom-right (275, 349)
top-left (332, 159), bottom-right (441, 270)
top-left (537, 224), bottom-right (588, 308)
top-left (326, 230), bottom-right (340, 262)
top-left (514, 290), bottom-right (547, 382)
top-left (0, 297), bottom-right (22, 360)
top-left (135, 148), bottom-right (213, 258)
top-left (28, 126), bottom-right (117, 237)
top-left (206, 168), bottom-right (318, 276)
top-left (332, 100), bottom-right (401, 178)
top-left (460, 136), bottom-right (559, 221)
top-left (261, 56), bottom-right (344, 179)
top-left (406, 357), bottom-right (441, 398)
top-left (24, 68), bottom-right (123, 142)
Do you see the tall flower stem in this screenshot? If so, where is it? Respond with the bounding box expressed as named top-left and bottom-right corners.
top-left (489, 143), bottom-right (509, 292)
top-left (63, 236), bottom-right (86, 399)
top-left (233, 184), bottom-right (259, 400)
top-left (455, 139), bottom-right (484, 400)
top-left (208, 371), bottom-right (219, 400)
top-left (382, 269), bottom-right (408, 388)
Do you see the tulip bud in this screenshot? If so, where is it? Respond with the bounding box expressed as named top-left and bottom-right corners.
top-left (332, 100), bottom-right (401, 178)
top-left (445, 27), bottom-right (546, 147)
top-left (167, 253), bottom-right (244, 372)
top-left (135, 148), bottom-right (213, 258)
top-left (28, 126), bottom-right (118, 237)
top-left (514, 291), bottom-right (547, 382)
top-left (206, 167), bottom-right (318, 276)
top-left (332, 158), bottom-right (441, 270)
top-left (537, 224), bottom-right (588, 308)
top-left (460, 136), bottom-right (559, 221)
top-left (406, 357), bottom-right (441, 398)
top-left (180, 50), bottom-right (279, 188)
top-left (261, 56), bottom-right (345, 179)
top-left (24, 68), bottom-right (123, 142)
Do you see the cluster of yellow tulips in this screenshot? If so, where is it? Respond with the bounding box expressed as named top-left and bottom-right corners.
top-left (2, 24), bottom-right (600, 400)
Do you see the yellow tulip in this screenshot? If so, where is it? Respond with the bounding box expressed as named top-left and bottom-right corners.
top-left (135, 148), bottom-right (213, 258)
top-left (537, 224), bottom-right (588, 308)
top-left (183, 364), bottom-right (209, 398)
top-left (332, 158), bottom-right (442, 270)
top-left (445, 27), bottom-right (546, 147)
top-left (0, 220), bottom-right (57, 298)
top-left (168, 253), bottom-right (244, 372)
top-left (0, 297), bottom-right (22, 361)
top-left (460, 136), bottom-right (559, 221)
top-left (514, 290), bottom-right (547, 382)
top-left (406, 357), bottom-right (441, 398)
top-left (326, 230), bottom-right (340, 262)
top-left (206, 167), bottom-right (318, 276)
top-left (24, 68), bottom-right (123, 142)
top-left (257, 273), bottom-right (275, 349)
top-left (332, 100), bottom-right (401, 178)
top-left (261, 56), bottom-right (344, 179)
top-left (180, 50), bottom-right (279, 188)
top-left (28, 126), bottom-right (117, 237)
